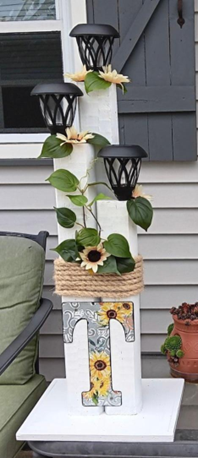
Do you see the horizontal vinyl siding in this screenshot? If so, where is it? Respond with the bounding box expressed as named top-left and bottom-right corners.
top-left (2, 160), bottom-right (198, 381)
top-left (1, 4), bottom-right (198, 381)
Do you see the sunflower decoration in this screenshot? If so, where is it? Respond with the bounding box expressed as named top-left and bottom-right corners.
top-left (97, 377), bottom-right (110, 397)
top-left (98, 302), bottom-right (126, 325)
top-left (65, 65), bottom-right (92, 82)
top-left (56, 126), bottom-right (94, 145)
top-left (79, 243), bottom-right (110, 274)
top-left (120, 302), bottom-right (133, 316)
top-left (83, 379), bottom-right (101, 401)
top-left (132, 184), bottom-right (152, 202)
top-left (99, 65), bottom-right (130, 92)
top-left (83, 376), bottom-right (110, 405)
top-left (90, 351), bottom-right (111, 380)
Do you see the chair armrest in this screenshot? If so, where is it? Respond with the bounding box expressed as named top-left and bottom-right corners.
top-left (0, 298), bottom-right (53, 376)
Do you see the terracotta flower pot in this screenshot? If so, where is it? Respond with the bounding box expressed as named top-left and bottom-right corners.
top-left (169, 315), bottom-right (198, 382)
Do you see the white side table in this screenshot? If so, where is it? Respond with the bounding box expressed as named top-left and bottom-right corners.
top-left (17, 378), bottom-right (184, 444)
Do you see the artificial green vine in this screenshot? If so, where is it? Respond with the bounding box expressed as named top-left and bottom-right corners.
top-left (46, 167), bottom-right (135, 275)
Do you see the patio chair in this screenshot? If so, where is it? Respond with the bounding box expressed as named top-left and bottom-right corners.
top-left (0, 231), bottom-right (53, 458)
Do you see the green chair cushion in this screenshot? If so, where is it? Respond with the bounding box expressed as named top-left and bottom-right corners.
top-left (0, 374), bottom-right (46, 458)
top-left (0, 236), bottom-right (45, 384)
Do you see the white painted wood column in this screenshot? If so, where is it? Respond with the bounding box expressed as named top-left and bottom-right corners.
top-left (97, 201), bottom-right (142, 415)
top-left (78, 84), bottom-right (119, 143)
top-left (54, 145), bottom-right (103, 416)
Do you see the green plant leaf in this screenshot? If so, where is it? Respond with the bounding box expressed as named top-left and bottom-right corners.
top-left (88, 181), bottom-right (112, 191)
top-left (89, 193), bottom-right (110, 207)
top-left (116, 256), bottom-right (135, 274)
top-left (54, 207), bottom-right (76, 228)
top-left (85, 72), bottom-right (111, 93)
top-left (53, 239), bottom-right (79, 262)
top-left (87, 133), bottom-right (110, 149)
top-left (97, 255), bottom-right (120, 275)
top-left (127, 197), bottom-right (153, 231)
top-left (67, 195), bottom-right (88, 207)
top-left (117, 83), bottom-right (128, 94)
top-left (38, 135), bottom-right (73, 159)
top-left (46, 169), bottom-right (79, 192)
top-left (92, 394), bottom-right (99, 405)
top-left (104, 233), bottom-right (131, 258)
top-left (76, 228), bottom-right (100, 247)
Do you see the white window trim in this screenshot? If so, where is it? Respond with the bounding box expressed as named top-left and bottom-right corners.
top-left (0, 0), bottom-right (86, 153)
top-left (0, 20), bottom-right (61, 33)
top-left (0, 0), bottom-right (87, 154)
top-left (0, 0), bottom-right (61, 148)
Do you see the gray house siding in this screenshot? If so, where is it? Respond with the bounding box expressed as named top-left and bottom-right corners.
top-left (2, 157), bottom-right (198, 380)
top-left (0, 1), bottom-right (198, 381)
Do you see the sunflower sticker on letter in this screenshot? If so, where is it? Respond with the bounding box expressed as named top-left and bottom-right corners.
top-left (62, 301), bottom-right (135, 407)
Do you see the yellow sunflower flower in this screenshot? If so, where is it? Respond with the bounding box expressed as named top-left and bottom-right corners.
top-left (97, 377), bottom-right (110, 397)
top-left (99, 65), bottom-right (130, 89)
top-left (83, 379), bottom-right (101, 400)
top-left (65, 65), bottom-right (92, 82)
top-left (132, 184), bottom-right (152, 201)
top-left (98, 302), bottom-right (126, 325)
top-left (90, 351), bottom-right (111, 380)
top-left (80, 243), bottom-right (110, 274)
top-left (56, 126), bottom-right (94, 145)
top-left (115, 302), bottom-right (133, 317)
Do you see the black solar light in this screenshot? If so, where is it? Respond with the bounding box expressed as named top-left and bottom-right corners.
top-left (31, 83), bottom-right (83, 135)
top-left (70, 24), bottom-right (119, 71)
top-left (98, 145), bottom-right (148, 201)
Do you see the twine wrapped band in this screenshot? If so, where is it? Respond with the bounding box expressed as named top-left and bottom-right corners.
top-left (54, 255), bottom-right (144, 298)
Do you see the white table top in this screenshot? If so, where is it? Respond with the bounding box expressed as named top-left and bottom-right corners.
top-left (16, 378), bottom-right (184, 443)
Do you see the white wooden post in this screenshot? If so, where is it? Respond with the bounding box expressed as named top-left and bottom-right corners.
top-left (97, 201), bottom-right (142, 415)
top-left (78, 84), bottom-right (119, 144)
top-left (77, 84), bottom-right (119, 187)
top-left (54, 145), bottom-right (103, 416)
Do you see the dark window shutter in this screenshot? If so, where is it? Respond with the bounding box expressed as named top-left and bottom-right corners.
top-left (86, 0), bottom-right (196, 161)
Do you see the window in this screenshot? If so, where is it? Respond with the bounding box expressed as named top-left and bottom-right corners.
top-left (0, 0), bottom-right (56, 21)
top-left (0, 31), bottom-right (63, 132)
top-left (0, 0), bottom-right (63, 134)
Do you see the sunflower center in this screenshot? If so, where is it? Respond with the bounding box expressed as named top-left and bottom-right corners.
top-left (123, 303), bottom-right (130, 310)
top-left (107, 310), bottom-right (117, 319)
top-left (88, 250), bottom-right (101, 262)
top-left (94, 360), bottom-right (106, 371)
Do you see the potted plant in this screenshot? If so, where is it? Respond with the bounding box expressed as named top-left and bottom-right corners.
top-left (161, 302), bottom-right (198, 382)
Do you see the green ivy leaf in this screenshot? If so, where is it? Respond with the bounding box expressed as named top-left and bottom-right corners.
top-left (76, 228), bottom-right (100, 247)
top-left (117, 83), bottom-right (128, 94)
top-left (53, 239), bottom-right (79, 262)
top-left (88, 181), bottom-right (112, 191)
top-left (116, 257), bottom-right (135, 274)
top-left (85, 72), bottom-right (111, 94)
top-left (97, 255), bottom-right (120, 275)
top-left (104, 234), bottom-right (131, 258)
top-left (92, 393), bottom-right (99, 405)
top-left (89, 193), bottom-right (110, 207)
top-left (46, 169), bottom-right (79, 192)
top-left (54, 207), bottom-right (76, 228)
top-left (87, 133), bottom-right (110, 149)
top-left (67, 195), bottom-right (88, 207)
top-left (127, 197), bottom-right (153, 231)
top-left (38, 135), bottom-right (73, 159)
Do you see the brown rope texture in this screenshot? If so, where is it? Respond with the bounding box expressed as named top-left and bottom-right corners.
top-left (54, 255), bottom-right (144, 298)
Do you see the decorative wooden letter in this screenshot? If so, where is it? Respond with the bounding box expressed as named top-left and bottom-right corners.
top-left (62, 301), bottom-right (134, 407)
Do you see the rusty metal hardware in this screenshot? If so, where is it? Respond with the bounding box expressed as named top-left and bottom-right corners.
top-left (177, 0), bottom-right (185, 28)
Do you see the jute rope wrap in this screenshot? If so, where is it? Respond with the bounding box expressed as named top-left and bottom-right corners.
top-left (54, 255), bottom-right (144, 298)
